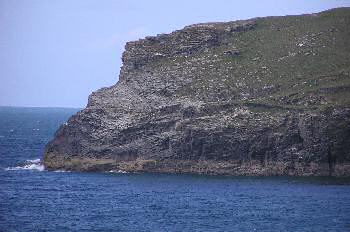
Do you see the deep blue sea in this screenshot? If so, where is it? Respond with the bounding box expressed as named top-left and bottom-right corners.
top-left (1, 106), bottom-right (350, 232)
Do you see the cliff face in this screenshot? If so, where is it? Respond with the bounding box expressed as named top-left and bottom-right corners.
top-left (44, 8), bottom-right (350, 176)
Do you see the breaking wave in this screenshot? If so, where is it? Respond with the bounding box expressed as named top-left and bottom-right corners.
top-left (53, 170), bottom-right (71, 173)
top-left (5, 159), bottom-right (45, 171)
top-left (108, 170), bottom-right (128, 174)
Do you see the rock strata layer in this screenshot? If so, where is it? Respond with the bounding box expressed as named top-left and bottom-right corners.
top-left (44, 8), bottom-right (350, 176)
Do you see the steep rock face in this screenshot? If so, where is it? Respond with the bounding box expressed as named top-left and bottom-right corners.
top-left (44, 8), bottom-right (350, 176)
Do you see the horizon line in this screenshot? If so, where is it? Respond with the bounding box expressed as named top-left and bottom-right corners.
top-left (0, 105), bottom-right (83, 109)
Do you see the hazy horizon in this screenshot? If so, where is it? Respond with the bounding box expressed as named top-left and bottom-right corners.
top-left (1, 0), bottom-right (350, 108)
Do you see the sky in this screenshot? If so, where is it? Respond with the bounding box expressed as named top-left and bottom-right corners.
top-left (1, 0), bottom-right (350, 108)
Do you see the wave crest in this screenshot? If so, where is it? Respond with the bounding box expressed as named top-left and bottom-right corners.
top-left (5, 159), bottom-right (45, 172)
top-left (108, 170), bottom-right (128, 174)
top-left (53, 170), bottom-right (70, 173)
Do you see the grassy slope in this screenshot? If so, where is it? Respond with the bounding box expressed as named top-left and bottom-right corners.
top-left (149, 8), bottom-right (350, 111)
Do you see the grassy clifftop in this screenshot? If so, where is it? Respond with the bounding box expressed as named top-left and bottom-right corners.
top-left (140, 8), bottom-right (350, 111)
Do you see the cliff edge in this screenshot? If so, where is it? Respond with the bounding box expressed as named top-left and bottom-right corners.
top-left (44, 8), bottom-right (350, 176)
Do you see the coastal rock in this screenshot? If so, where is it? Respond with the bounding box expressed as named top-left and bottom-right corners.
top-left (44, 8), bottom-right (350, 176)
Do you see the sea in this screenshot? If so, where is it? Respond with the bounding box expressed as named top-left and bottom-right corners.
top-left (0, 106), bottom-right (350, 232)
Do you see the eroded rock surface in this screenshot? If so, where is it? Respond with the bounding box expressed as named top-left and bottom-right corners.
top-left (44, 8), bottom-right (350, 176)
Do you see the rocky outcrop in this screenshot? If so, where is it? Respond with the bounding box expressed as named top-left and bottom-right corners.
top-left (44, 8), bottom-right (350, 176)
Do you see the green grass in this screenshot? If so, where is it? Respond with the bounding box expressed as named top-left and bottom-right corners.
top-left (140, 8), bottom-right (350, 112)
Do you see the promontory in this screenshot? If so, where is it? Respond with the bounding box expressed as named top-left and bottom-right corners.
top-left (44, 8), bottom-right (350, 176)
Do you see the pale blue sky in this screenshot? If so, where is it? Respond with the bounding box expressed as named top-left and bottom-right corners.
top-left (1, 0), bottom-right (349, 107)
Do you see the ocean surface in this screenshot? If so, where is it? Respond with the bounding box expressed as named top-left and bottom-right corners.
top-left (0, 106), bottom-right (350, 232)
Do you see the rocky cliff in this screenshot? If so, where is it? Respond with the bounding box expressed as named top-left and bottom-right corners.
top-left (44, 8), bottom-right (350, 176)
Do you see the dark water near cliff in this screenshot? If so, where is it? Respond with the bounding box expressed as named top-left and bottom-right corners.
top-left (1, 107), bottom-right (350, 232)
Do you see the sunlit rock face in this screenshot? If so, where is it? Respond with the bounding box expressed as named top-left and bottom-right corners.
top-left (44, 8), bottom-right (350, 176)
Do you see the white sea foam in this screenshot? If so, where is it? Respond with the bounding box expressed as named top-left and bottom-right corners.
top-left (53, 170), bottom-right (70, 173)
top-left (27, 158), bottom-right (41, 164)
top-left (108, 170), bottom-right (128, 174)
top-left (5, 159), bottom-right (45, 171)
